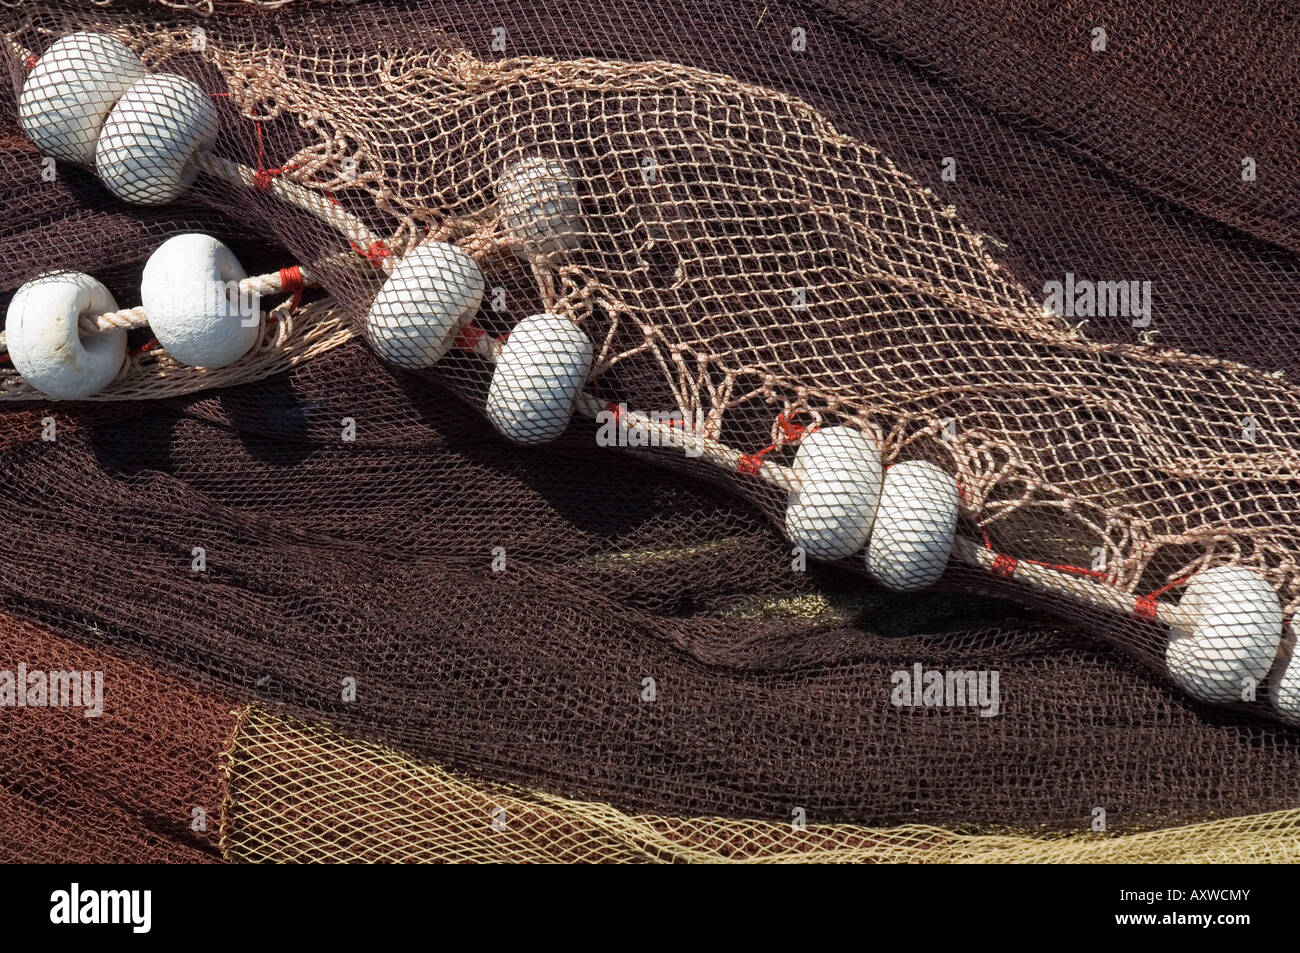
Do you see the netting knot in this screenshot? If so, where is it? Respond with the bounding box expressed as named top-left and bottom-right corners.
top-left (452, 323), bottom-right (486, 351)
top-left (991, 553), bottom-right (1018, 578)
top-left (351, 240), bottom-right (392, 263)
top-left (1133, 595), bottom-right (1160, 620)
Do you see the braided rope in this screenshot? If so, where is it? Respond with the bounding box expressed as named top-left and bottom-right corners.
top-left (5, 29), bottom-right (1201, 633)
top-left (196, 152), bottom-right (394, 274)
top-left (0, 266), bottom-right (315, 351)
top-left (453, 322), bottom-right (1194, 627)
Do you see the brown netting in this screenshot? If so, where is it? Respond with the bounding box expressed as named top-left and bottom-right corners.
top-left (0, 613), bottom-right (232, 863)
top-left (1, 0), bottom-right (1298, 839)
top-left (3, 348), bottom-right (1299, 830)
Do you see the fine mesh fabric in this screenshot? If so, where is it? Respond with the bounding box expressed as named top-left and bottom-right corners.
top-left (6, 357), bottom-right (1300, 829)
top-left (1, 0), bottom-right (1299, 835)
top-left (224, 707), bottom-right (1300, 864)
top-left (0, 613), bottom-right (229, 863)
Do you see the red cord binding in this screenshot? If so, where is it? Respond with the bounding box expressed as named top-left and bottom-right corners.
top-left (990, 553), bottom-right (1018, 578)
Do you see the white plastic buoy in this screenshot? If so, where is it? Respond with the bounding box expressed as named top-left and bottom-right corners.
top-left (497, 156), bottom-right (584, 257)
top-left (365, 242), bottom-right (485, 368)
top-left (486, 313), bottom-right (592, 444)
top-left (96, 73), bottom-right (220, 205)
top-left (140, 234), bottom-right (258, 367)
top-left (1267, 631), bottom-right (1300, 724)
top-left (5, 271), bottom-right (127, 399)
top-left (1166, 565), bottom-right (1282, 704)
top-left (866, 460), bottom-right (959, 592)
top-left (784, 426), bottom-right (883, 560)
top-left (19, 32), bottom-right (147, 166)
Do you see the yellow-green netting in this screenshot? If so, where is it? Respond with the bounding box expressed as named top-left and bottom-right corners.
top-left (221, 706), bottom-right (1300, 863)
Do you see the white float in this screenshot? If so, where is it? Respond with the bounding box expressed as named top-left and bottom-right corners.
top-left (365, 242), bottom-right (485, 368)
top-left (1166, 565), bottom-right (1282, 704)
top-left (497, 156), bottom-right (584, 257)
top-left (19, 32), bottom-right (146, 166)
top-left (96, 73), bottom-right (220, 205)
top-left (6, 271), bottom-right (127, 399)
top-left (784, 426), bottom-right (883, 559)
top-left (866, 460), bottom-right (959, 592)
top-left (486, 313), bottom-right (592, 444)
top-left (140, 233), bottom-right (259, 368)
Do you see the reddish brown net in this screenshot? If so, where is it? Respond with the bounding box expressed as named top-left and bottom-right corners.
top-left (1, 0), bottom-right (1298, 834)
top-left (0, 613), bottom-right (230, 863)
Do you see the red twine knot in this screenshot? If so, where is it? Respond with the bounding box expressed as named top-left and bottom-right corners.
top-left (278, 266), bottom-right (304, 295)
top-left (253, 167), bottom-right (282, 191)
top-left (277, 265), bottom-right (305, 315)
top-left (775, 412), bottom-right (808, 444)
top-left (452, 323), bottom-right (486, 351)
top-left (1133, 595), bottom-right (1160, 620)
top-left (351, 240), bottom-right (391, 263)
top-left (737, 453), bottom-right (764, 476)
top-left (990, 553), bottom-right (1018, 578)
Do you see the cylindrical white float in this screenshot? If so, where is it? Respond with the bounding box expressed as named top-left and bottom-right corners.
top-left (365, 242), bottom-right (485, 368)
top-left (866, 460), bottom-right (959, 592)
top-left (486, 313), bottom-right (592, 444)
top-left (784, 426), bottom-right (883, 560)
top-left (1166, 565), bottom-right (1282, 704)
top-left (141, 233), bottom-right (259, 368)
top-left (19, 32), bottom-right (147, 166)
top-left (6, 271), bottom-right (127, 399)
top-left (497, 156), bottom-right (585, 258)
top-left (96, 73), bottom-right (220, 205)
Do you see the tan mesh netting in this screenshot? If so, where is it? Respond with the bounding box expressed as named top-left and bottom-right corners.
top-left (223, 706), bottom-right (1300, 864)
top-left (2, 0), bottom-right (1298, 851)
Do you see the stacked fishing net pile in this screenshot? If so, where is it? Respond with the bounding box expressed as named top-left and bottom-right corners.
top-left (0, 0), bottom-right (1297, 860)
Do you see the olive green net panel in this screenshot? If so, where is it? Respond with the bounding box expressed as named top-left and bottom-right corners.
top-left (0, 0), bottom-right (1297, 833)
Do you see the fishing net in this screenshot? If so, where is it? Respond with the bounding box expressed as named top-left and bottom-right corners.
top-left (223, 706), bottom-right (1300, 864)
top-left (1, 0), bottom-right (1298, 844)
top-left (12, 608), bottom-right (1296, 864)
top-left (0, 613), bottom-right (228, 863)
